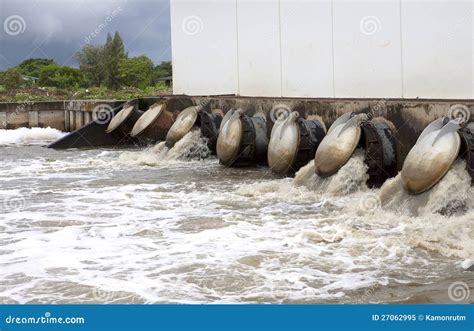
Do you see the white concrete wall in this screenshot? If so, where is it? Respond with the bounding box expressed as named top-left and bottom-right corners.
top-left (171, 0), bottom-right (473, 99)
top-left (171, 0), bottom-right (238, 95)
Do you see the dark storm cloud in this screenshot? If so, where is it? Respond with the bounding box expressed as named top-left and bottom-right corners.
top-left (0, 0), bottom-right (171, 70)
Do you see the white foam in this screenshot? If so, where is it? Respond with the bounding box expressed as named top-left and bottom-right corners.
top-left (117, 130), bottom-right (211, 167)
top-left (0, 139), bottom-right (472, 304)
top-left (0, 127), bottom-right (66, 146)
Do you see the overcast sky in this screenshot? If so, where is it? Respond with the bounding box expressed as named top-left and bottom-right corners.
top-left (0, 0), bottom-right (171, 70)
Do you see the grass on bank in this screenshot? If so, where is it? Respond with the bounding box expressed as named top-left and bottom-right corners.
top-left (0, 83), bottom-right (172, 102)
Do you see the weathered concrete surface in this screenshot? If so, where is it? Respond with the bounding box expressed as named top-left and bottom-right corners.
top-left (49, 97), bottom-right (193, 149)
top-left (0, 100), bottom-right (124, 131)
top-left (1, 96), bottom-right (473, 164)
top-left (190, 96), bottom-right (474, 166)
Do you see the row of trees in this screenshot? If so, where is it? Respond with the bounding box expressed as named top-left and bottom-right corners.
top-left (0, 32), bottom-right (172, 90)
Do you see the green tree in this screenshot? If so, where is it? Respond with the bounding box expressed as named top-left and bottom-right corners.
top-left (17, 58), bottom-right (55, 78)
top-left (119, 55), bottom-right (154, 88)
top-left (39, 64), bottom-right (85, 88)
top-left (153, 61), bottom-right (172, 83)
top-left (103, 32), bottom-right (127, 89)
top-left (75, 45), bottom-right (105, 86)
top-left (2, 68), bottom-right (23, 90)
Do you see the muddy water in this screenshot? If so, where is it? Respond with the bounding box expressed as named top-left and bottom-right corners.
top-left (0, 128), bottom-right (472, 304)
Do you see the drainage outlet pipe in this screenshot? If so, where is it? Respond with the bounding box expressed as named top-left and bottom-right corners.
top-left (360, 119), bottom-right (398, 188)
top-left (459, 126), bottom-right (474, 184)
top-left (216, 109), bottom-right (268, 167)
top-left (314, 112), bottom-right (398, 188)
top-left (130, 102), bottom-right (176, 143)
top-left (268, 111), bottom-right (326, 176)
top-left (165, 106), bottom-right (222, 153)
top-left (401, 117), bottom-right (473, 194)
top-left (106, 103), bottom-right (143, 138)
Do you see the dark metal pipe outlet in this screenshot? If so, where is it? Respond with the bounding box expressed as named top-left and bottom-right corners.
top-left (197, 111), bottom-right (222, 154)
top-left (268, 111), bottom-right (326, 176)
top-left (130, 102), bottom-right (176, 143)
top-left (216, 109), bottom-right (269, 167)
top-left (360, 120), bottom-right (398, 188)
top-left (106, 103), bottom-right (143, 138)
top-left (459, 127), bottom-right (474, 184)
top-left (165, 106), bottom-right (222, 153)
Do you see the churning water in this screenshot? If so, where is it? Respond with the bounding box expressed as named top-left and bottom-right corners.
top-left (0, 128), bottom-right (472, 304)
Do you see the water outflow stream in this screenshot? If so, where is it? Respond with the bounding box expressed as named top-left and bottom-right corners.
top-left (0, 128), bottom-right (472, 304)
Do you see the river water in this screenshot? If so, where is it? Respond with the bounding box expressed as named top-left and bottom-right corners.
top-left (0, 128), bottom-right (472, 304)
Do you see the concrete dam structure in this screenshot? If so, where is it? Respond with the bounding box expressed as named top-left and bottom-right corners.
top-left (42, 95), bottom-right (473, 197)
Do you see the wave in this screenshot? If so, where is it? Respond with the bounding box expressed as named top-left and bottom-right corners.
top-left (0, 127), bottom-right (66, 146)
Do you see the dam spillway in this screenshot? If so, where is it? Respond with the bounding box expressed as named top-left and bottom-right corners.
top-left (44, 96), bottom-right (473, 197)
top-left (1, 96), bottom-right (473, 304)
top-left (1, 120), bottom-right (473, 303)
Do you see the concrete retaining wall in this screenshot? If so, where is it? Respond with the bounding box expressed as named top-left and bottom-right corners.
top-left (187, 96), bottom-right (474, 163)
top-left (1, 96), bottom-right (473, 163)
top-left (0, 100), bottom-right (124, 131)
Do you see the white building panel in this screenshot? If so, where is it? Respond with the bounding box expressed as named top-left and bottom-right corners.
top-left (280, 0), bottom-right (334, 97)
top-left (401, 1), bottom-right (473, 99)
top-left (332, 0), bottom-right (403, 98)
top-left (171, 0), bottom-right (238, 95)
top-left (236, 0), bottom-right (282, 96)
top-left (170, 0), bottom-right (473, 99)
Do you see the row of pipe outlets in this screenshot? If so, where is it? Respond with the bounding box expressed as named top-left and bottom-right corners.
top-left (104, 101), bottom-right (473, 195)
top-left (214, 108), bottom-right (473, 194)
top-left (215, 109), bottom-right (398, 189)
top-left (107, 101), bottom-right (175, 144)
top-left (106, 101), bottom-right (223, 153)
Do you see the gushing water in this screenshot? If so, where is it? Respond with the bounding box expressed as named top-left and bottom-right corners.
top-left (0, 127), bottom-right (65, 146)
top-left (118, 130), bottom-right (211, 166)
top-left (0, 128), bottom-right (472, 304)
